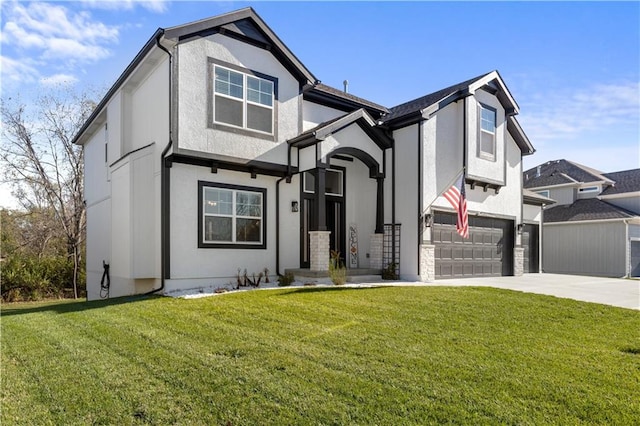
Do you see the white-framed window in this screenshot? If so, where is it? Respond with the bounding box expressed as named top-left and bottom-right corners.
top-left (479, 104), bottom-right (497, 160)
top-left (303, 169), bottom-right (344, 196)
top-left (213, 64), bottom-right (274, 135)
top-left (199, 182), bottom-right (266, 248)
top-left (536, 190), bottom-right (550, 198)
top-left (578, 186), bottom-right (599, 193)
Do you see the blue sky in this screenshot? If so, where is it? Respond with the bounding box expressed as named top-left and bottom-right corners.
top-left (1, 1), bottom-right (638, 185)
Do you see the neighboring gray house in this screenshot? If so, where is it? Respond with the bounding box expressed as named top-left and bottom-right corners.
top-left (524, 160), bottom-right (640, 277)
top-left (74, 8), bottom-right (539, 300)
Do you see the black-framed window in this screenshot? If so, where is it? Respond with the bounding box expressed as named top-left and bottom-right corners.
top-left (198, 181), bottom-right (266, 249)
top-left (478, 103), bottom-right (497, 160)
top-left (208, 59), bottom-right (278, 139)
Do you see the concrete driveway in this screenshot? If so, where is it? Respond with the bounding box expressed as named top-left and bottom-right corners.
top-left (431, 273), bottom-right (640, 310)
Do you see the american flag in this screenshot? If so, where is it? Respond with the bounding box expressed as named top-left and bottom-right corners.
top-left (443, 174), bottom-right (469, 239)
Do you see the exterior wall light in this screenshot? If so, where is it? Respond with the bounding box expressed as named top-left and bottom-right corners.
top-left (291, 200), bottom-right (299, 213)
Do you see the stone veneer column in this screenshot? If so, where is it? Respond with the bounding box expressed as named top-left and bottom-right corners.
top-left (420, 244), bottom-right (436, 282)
top-left (309, 231), bottom-right (331, 271)
top-left (514, 247), bottom-right (525, 277)
top-left (369, 234), bottom-right (384, 270)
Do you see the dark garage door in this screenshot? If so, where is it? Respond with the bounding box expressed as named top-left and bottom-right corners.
top-left (522, 224), bottom-right (539, 273)
top-left (433, 212), bottom-right (514, 279)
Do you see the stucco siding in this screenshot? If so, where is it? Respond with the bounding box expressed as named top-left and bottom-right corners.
top-left (175, 34), bottom-right (299, 165)
top-left (338, 158), bottom-right (377, 268)
top-left (523, 204), bottom-right (542, 223)
top-left (84, 125), bottom-right (109, 206)
top-left (392, 124), bottom-right (420, 279)
top-left (129, 58), bottom-right (169, 154)
top-left (169, 164), bottom-right (278, 287)
top-left (543, 221), bottom-right (627, 277)
top-left (303, 101), bottom-right (344, 131)
top-left (466, 90), bottom-right (506, 185)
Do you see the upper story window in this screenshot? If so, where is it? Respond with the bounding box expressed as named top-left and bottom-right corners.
top-left (210, 60), bottom-right (277, 139)
top-left (199, 181), bottom-right (266, 249)
top-left (536, 190), bottom-right (550, 198)
top-left (479, 104), bottom-right (497, 160)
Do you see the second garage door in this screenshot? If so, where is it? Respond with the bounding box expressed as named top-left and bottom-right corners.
top-left (433, 211), bottom-right (514, 279)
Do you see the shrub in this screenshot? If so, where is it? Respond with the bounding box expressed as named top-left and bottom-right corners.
top-left (277, 272), bottom-right (295, 287)
top-left (328, 250), bottom-right (347, 285)
top-left (382, 262), bottom-right (398, 280)
top-left (1, 254), bottom-right (85, 302)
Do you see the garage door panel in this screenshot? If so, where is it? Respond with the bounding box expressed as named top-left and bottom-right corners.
top-left (433, 212), bottom-right (514, 279)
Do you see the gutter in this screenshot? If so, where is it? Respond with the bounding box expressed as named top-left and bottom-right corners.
top-left (144, 31), bottom-right (172, 296)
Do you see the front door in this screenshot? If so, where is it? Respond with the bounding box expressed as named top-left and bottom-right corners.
top-left (300, 197), bottom-right (345, 268)
top-left (300, 168), bottom-right (346, 268)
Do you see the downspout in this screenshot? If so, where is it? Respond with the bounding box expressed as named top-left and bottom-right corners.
top-left (392, 137), bottom-right (397, 278)
top-left (276, 176), bottom-right (286, 276)
top-left (417, 119), bottom-right (422, 278)
top-left (145, 30), bottom-right (172, 296)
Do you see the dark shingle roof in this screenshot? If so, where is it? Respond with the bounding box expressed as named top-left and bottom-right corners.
top-left (523, 159), bottom-right (607, 189)
top-left (601, 169), bottom-right (640, 195)
top-left (381, 72), bottom-right (491, 123)
top-left (311, 83), bottom-right (388, 114)
top-left (544, 199), bottom-right (637, 223)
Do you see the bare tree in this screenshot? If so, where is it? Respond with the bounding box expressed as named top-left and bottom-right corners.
top-left (1, 88), bottom-right (97, 298)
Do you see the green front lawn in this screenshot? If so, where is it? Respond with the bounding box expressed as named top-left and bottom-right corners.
top-left (2, 287), bottom-right (639, 425)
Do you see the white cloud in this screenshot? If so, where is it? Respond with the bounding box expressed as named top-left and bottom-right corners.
top-left (1, 2), bottom-right (119, 63)
top-left (519, 81), bottom-right (640, 143)
top-left (82, 0), bottom-right (170, 13)
top-left (519, 80), bottom-right (640, 172)
top-left (0, 55), bottom-right (40, 83)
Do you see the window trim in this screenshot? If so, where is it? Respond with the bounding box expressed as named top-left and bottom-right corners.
top-left (478, 103), bottom-right (497, 161)
top-left (198, 181), bottom-right (267, 249)
top-left (536, 190), bottom-right (550, 198)
top-left (207, 58), bottom-right (278, 142)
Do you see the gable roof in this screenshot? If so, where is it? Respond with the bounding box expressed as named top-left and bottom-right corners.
top-left (544, 198), bottom-right (637, 223)
top-left (381, 70), bottom-right (519, 125)
top-left (288, 109), bottom-right (392, 150)
top-left (601, 168), bottom-right (640, 196)
top-left (381, 72), bottom-right (490, 125)
top-left (73, 7), bottom-right (317, 146)
top-left (523, 159), bottom-right (614, 189)
top-left (304, 83), bottom-right (388, 119)
top-left (164, 7), bottom-right (317, 86)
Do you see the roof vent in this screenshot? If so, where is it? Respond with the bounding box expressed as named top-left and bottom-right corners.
top-left (536, 166), bottom-right (541, 178)
top-left (343, 79), bottom-right (349, 94)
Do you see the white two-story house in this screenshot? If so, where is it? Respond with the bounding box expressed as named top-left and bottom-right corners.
top-left (524, 160), bottom-right (640, 277)
top-left (74, 8), bottom-right (538, 300)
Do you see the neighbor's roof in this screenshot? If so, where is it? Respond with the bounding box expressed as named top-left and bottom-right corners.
top-left (544, 199), bottom-right (637, 222)
top-left (523, 188), bottom-right (555, 206)
top-left (601, 168), bottom-right (640, 196)
top-left (523, 159), bottom-right (614, 189)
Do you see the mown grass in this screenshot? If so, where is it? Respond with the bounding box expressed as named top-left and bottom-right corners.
top-left (2, 286), bottom-right (639, 425)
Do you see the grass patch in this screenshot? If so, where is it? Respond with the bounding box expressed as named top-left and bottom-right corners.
top-left (2, 287), bottom-right (639, 424)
